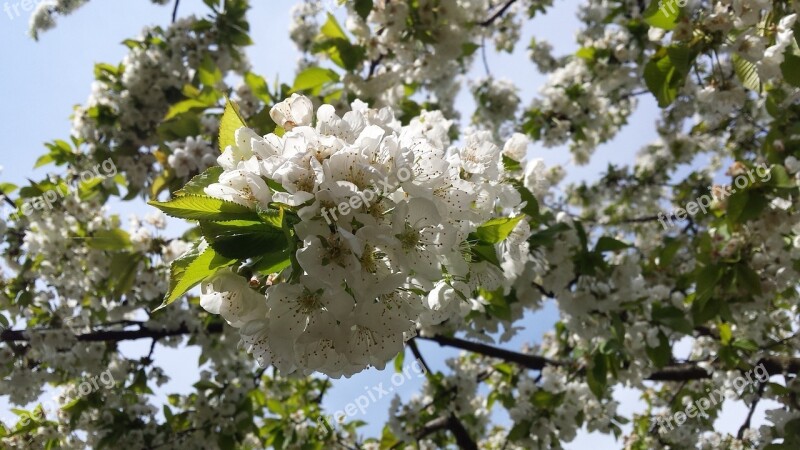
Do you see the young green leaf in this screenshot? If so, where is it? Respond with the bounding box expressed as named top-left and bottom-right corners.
top-left (199, 219), bottom-right (287, 259)
top-left (158, 239), bottom-right (234, 310)
top-left (219, 99), bottom-right (247, 152)
top-left (174, 166), bottom-right (224, 197)
top-left (475, 216), bottom-right (525, 244)
top-left (643, 0), bottom-right (681, 30)
top-left (149, 195), bottom-right (259, 222)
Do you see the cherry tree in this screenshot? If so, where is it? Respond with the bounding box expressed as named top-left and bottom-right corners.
top-left (2, 0), bottom-right (800, 448)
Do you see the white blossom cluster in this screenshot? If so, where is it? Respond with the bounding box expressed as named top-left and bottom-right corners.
top-left (70, 16), bottom-right (244, 189)
top-left (470, 77), bottom-right (521, 134)
top-left (29, 0), bottom-right (170, 38)
top-left (288, 0), bottom-right (530, 115)
top-left (528, 25), bottom-right (639, 163)
top-left (165, 136), bottom-right (218, 178)
top-left (199, 93), bottom-right (546, 377)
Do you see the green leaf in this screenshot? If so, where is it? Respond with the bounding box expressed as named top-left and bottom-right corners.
top-left (200, 219), bottom-right (287, 259)
top-left (86, 229), bottom-right (132, 251)
top-left (174, 166), bottom-right (224, 197)
top-left (149, 195), bottom-right (259, 222)
top-left (461, 42), bottom-right (480, 57)
top-left (644, 45), bottom-right (697, 107)
top-left (502, 155), bottom-right (522, 172)
top-left (594, 236), bottom-right (630, 253)
top-left (219, 99), bottom-right (247, 152)
top-left (481, 287), bottom-right (512, 321)
top-left (527, 223), bottom-right (571, 247)
top-left (320, 12), bottom-right (347, 40)
top-left (643, 0), bottom-right (681, 30)
top-left (587, 351), bottom-right (607, 398)
top-left (517, 186), bottom-right (540, 219)
top-left (34, 154), bottom-right (54, 168)
top-left (645, 332), bottom-right (671, 368)
top-left (733, 53), bottom-right (762, 92)
top-left (244, 72), bottom-right (272, 103)
top-left (165, 96), bottom-right (217, 120)
top-left (770, 165), bottom-right (795, 189)
top-left (471, 242), bottom-right (501, 267)
top-left (0, 183), bottom-right (18, 195)
top-left (256, 206), bottom-right (284, 229)
top-left (781, 53), bottom-right (800, 87)
top-left (354, 0), bottom-right (373, 20)
top-left (695, 264), bottom-right (721, 302)
top-left (475, 216), bottom-right (524, 244)
top-left (109, 253), bottom-right (140, 300)
top-left (507, 421), bottom-right (533, 441)
top-left (719, 322), bottom-right (732, 345)
top-left (651, 303), bottom-right (694, 334)
top-left (575, 47), bottom-right (596, 61)
top-left (393, 349), bottom-right (405, 373)
top-left (198, 54), bottom-right (223, 86)
top-left (727, 190), bottom-right (767, 225)
top-left (731, 338), bottom-right (758, 352)
top-left (292, 67), bottom-right (340, 94)
top-left (159, 239), bottom-right (234, 309)
top-left (735, 263), bottom-right (762, 295)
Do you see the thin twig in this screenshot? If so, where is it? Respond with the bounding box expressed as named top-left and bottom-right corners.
top-left (478, 0), bottom-right (518, 27)
top-left (172, 0), bottom-right (180, 23)
top-left (738, 382), bottom-right (766, 439)
top-left (481, 36), bottom-right (491, 76)
top-left (408, 339), bottom-right (433, 375)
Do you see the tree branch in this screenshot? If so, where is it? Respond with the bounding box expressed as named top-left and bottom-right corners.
top-left (410, 340), bottom-right (478, 450)
top-left (172, 0), bottom-right (180, 23)
top-left (408, 339), bottom-right (433, 375)
top-left (478, 0), bottom-right (517, 27)
top-left (738, 381), bottom-right (766, 439)
top-left (446, 414), bottom-right (478, 450)
top-left (419, 334), bottom-right (800, 382)
top-left (415, 415), bottom-right (478, 450)
top-left (418, 334), bottom-right (563, 370)
top-left (0, 322), bottom-right (223, 343)
top-left (5, 324), bottom-right (799, 383)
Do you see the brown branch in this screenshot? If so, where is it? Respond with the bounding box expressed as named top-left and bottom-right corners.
top-left (531, 281), bottom-right (555, 298)
top-left (738, 381), bottom-right (766, 439)
top-left (408, 339), bottom-right (433, 374)
top-left (5, 324), bottom-right (799, 383)
top-left (367, 54), bottom-right (385, 78)
top-left (478, 0), bottom-right (517, 27)
top-left (446, 414), bottom-right (478, 450)
top-left (171, 0), bottom-right (180, 23)
top-left (419, 335), bottom-right (800, 382)
top-left (418, 334), bottom-right (563, 370)
top-left (416, 416), bottom-right (449, 439)
top-left (0, 322), bottom-right (223, 343)
top-left (415, 415), bottom-right (478, 450)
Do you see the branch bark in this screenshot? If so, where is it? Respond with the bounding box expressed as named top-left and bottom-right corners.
top-left (0, 322), bottom-right (222, 343)
top-left (172, 0), bottom-right (180, 23)
top-left (419, 335), bottom-right (800, 381)
top-left (418, 334), bottom-right (563, 370)
top-left (478, 0), bottom-right (518, 27)
top-left (416, 415), bottom-right (478, 450)
top-left (5, 325), bottom-right (799, 383)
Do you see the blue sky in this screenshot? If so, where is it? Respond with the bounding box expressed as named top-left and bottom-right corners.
top-left (0, 0), bottom-right (766, 447)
